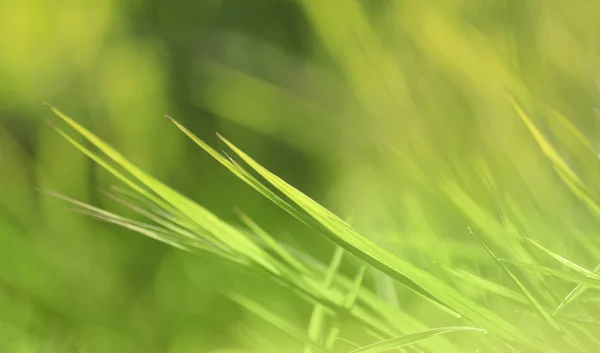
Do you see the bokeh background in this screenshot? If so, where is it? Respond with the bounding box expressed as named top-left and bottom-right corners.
top-left (2, 0), bottom-right (600, 352)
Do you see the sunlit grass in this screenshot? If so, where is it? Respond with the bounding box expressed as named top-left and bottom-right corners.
top-left (46, 98), bottom-right (600, 352)
top-left (24, 1), bottom-right (600, 352)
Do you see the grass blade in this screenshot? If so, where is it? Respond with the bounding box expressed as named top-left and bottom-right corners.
top-left (469, 228), bottom-right (563, 332)
top-left (445, 268), bottom-right (528, 305)
top-left (304, 247), bottom-right (344, 353)
top-left (213, 134), bottom-right (554, 348)
top-left (526, 238), bottom-right (596, 277)
top-left (501, 260), bottom-right (600, 289)
top-left (228, 293), bottom-right (327, 352)
top-left (165, 115), bottom-right (305, 222)
top-left (349, 327), bottom-right (485, 353)
top-left (236, 209), bottom-right (311, 276)
top-left (511, 98), bottom-right (583, 187)
top-left (47, 105), bottom-right (281, 275)
top-left (524, 238), bottom-right (600, 314)
top-left (554, 264), bottom-right (600, 315)
top-left (325, 265), bottom-right (366, 349)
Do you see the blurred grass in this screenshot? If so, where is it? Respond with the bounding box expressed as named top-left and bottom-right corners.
top-left (2, 0), bottom-right (600, 352)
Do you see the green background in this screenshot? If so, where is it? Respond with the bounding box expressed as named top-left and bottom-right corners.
top-left (1, 0), bottom-right (600, 352)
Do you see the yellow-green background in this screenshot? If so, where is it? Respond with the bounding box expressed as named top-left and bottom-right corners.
top-left (1, 0), bottom-right (600, 352)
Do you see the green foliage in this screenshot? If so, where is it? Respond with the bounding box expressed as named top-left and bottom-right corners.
top-left (348, 327), bottom-right (486, 353)
top-left (3, 1), bottom-right (600, 352)
top-left (46, 99), bottom-right (600, 351)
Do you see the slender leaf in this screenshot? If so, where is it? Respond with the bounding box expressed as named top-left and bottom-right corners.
top-left (555, 264), bottom-right (600, 315)
top-left (445, 267), bottom-right (528, 305)
top-left (469, 228), bottom-right (563, 332)
top-left (526, 238), bottom-right (596, 277)
top-left (213, 133), bottom-right (543, 347)
top-left (349, 327), bottom-right (485, 353)
top-left (304, 247), bottom-right (344, 353)
top-left (501, 260), bottom-right (600, 289)
top-left (228, 294), bottom-right (327, 352)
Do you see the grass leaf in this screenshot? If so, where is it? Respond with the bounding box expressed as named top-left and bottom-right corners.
top-left (349, 327), bottom-right (485, 353)
top-left (445, 267), bottom-right (528, 305)
top-left (501, 260), bottom-right (600, 289)
top-left (554, 264), bottom-right (600, 315)
top-left (526, 238), bottom-right (596, 277)
top-left (469, 228), bottom-right (563, 333)
top-left (304, 247), bottom-right (344, 353)
top-left (228, 293), bottom-right (328, 352)
top-left (214, 133), bottom-right (544, 347)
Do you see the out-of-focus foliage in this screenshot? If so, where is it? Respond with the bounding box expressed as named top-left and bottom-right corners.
top-left (2, 0), bottom-right (600, 352)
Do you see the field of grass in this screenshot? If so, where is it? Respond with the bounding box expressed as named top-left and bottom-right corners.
top-left (2, 1), bottom-right (600, 352)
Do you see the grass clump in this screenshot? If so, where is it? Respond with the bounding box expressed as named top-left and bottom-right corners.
top-left (45, 100), bottom-right (600, 352)
top-left (39, 3), bottom-right (600, 352)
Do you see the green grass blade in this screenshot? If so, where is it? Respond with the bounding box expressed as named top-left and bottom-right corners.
top-left (469, 228), bottom-right (563, 332)
top-left (47, 105), bottom-right (281, 275)
top-left (445, 268), bottom-right (528, 305)
top-left (348, 327), bottom-right (485, 353)
top-left (68, 202), bottom-right (198, 254)
top-left (441, 182), bottom-right (557, 306)
top-left (219, 137), bottom-right (463, 315)
top-left (213, 134), bottom-right (548, 348)
top-left (323, 248), bottom-right (345, 287)
top-left (165, 115), bottom-right (305, 222)
top-left (236, 209), bottom-right (311, 276)
top-left (344, 266), bottom-right (367, 308)
top-left (501, 260), bottom-right (600, 289)
top-left (101, 190), bottom-right (207, 245)
top-left (524, 238), bottom-right (600, 315)
top-left (228, 293), bottom-right (328, 353)
top-left (511, 99), bottom-right (600, 234)
top-left (351, 296), bottom-right (464, 353)
top-left (46, 121), bottom-right (173, 214)
top-left (554, 264), bottom-right (600, 315)
top-left (53, 192), bottom-right (241, 261)
top-left (526, 238), bottom-right (596, 277)
top-left (511, 98), bottom-right (583, 187)
top-left (325, 265), bottom-right (366, 349)
top-left (543, 105), bottom-right (595, 153)
top-left (304, 247), bottom-right (344, 353)
top-left (330, 268), bottom-right (465, 353)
